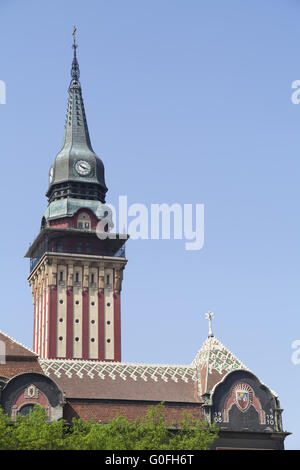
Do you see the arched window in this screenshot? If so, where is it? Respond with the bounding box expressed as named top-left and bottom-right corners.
top-left (77, 212), bottom-right (91, 230)
top-left (18, 404), bottom-right (42, 416)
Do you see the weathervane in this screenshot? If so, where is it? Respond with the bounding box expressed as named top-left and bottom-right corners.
top-left (205, 311), bottom-right (214, 338)
top-left (72, 25), bottom-right (77, 47)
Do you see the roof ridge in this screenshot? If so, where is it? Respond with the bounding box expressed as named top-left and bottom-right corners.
top-left (39, 358), bottom-right (194, 368)
top-left (0, 329), bottom-right (36, 356)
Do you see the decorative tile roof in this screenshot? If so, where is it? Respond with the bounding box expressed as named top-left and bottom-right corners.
top-left (38, 336), bottom-right (252, 401)
top-left (191, 336), bottom-right (249, 375)
top-left (0, 333), bottom-right (275, 401)
top-left (39, 359), bottom-right (200, 402)
top-left (39, 336), bottom-right (248, 384)
top-left (39, 359), bottom-right (197, 384)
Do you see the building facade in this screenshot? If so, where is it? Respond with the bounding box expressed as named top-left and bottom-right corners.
top-left (0, 37), bottom-right (289, 449)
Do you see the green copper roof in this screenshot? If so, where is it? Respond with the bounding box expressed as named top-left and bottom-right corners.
top-left (44, 198), bottom-right (104, 220)
top-left (46, 39), bottom-right (107, 203)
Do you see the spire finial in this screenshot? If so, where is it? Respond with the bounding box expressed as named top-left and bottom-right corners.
top-left (71, 25), bottom-right (80, 83)
top-left (205, 311), bottom-right (214, 338)
top-left (73, 25), bottom-right (77, 46)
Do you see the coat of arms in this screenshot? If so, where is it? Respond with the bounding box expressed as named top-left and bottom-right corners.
top-left (235, 390), bottom-right (250, 412)
top-left (222, 382), bottom-right (266, 424)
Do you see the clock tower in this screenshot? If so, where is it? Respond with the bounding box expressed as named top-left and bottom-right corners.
top-left (25, 35), bottom-right (128, 362)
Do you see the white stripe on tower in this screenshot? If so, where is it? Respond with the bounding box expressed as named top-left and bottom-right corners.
top-left (73, 265), bottom-right (83, 358)
top-left (56, 265), bottom-right (67, 358)
top-left (104, 268), bottom-right (114, 360)
top-left (89, 266), bottom-right (98, 359)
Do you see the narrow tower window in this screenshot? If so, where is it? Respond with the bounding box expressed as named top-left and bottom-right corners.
top-left (77, 212), bottom-right (91, 230)
top-left (59, 271), bottom-right (64, 282)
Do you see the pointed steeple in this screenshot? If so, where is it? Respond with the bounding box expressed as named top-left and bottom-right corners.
top-left (62, 26), bottom-right (93, 153)
top-left (46, 28), bottom-right (107, 206)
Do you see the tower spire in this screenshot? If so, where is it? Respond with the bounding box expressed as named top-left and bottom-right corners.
top-left (71, 26), bottom-right (80, 84)
top-left (46, 27), bottom-right (108, 205)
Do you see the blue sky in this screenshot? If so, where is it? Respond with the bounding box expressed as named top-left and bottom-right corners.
top-left (0, 0), bottom-right (299, 449)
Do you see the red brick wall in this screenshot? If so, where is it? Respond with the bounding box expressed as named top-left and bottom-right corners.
top-left (49, 217), bottom-right (72, 229)
top-left (0, 359), bottom-right (44, 380)
top-left (49, 210), bottom-right (100, 230)
top-left (64, 400), bottom-right (204, 424)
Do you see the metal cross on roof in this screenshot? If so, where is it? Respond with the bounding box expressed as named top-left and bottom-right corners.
top-left (205, 311), bottom-right (214, 338)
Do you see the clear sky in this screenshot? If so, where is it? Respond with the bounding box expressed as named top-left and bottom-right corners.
top-left (0, 0), bottom-right (299, 449)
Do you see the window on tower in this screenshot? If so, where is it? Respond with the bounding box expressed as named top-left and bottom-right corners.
top-left (77, 212), bottom-right (91, 230)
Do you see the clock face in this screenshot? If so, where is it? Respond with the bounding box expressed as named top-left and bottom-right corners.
top-left (49, 167), bottom-right (54, 184)
top-left (75, 160), bottom-right (92, 176)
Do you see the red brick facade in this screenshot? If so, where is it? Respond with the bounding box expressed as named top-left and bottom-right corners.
top-left (63, 400), bottom-right (205, 424)
top-left (0, 359), bottom-right (43, 380)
